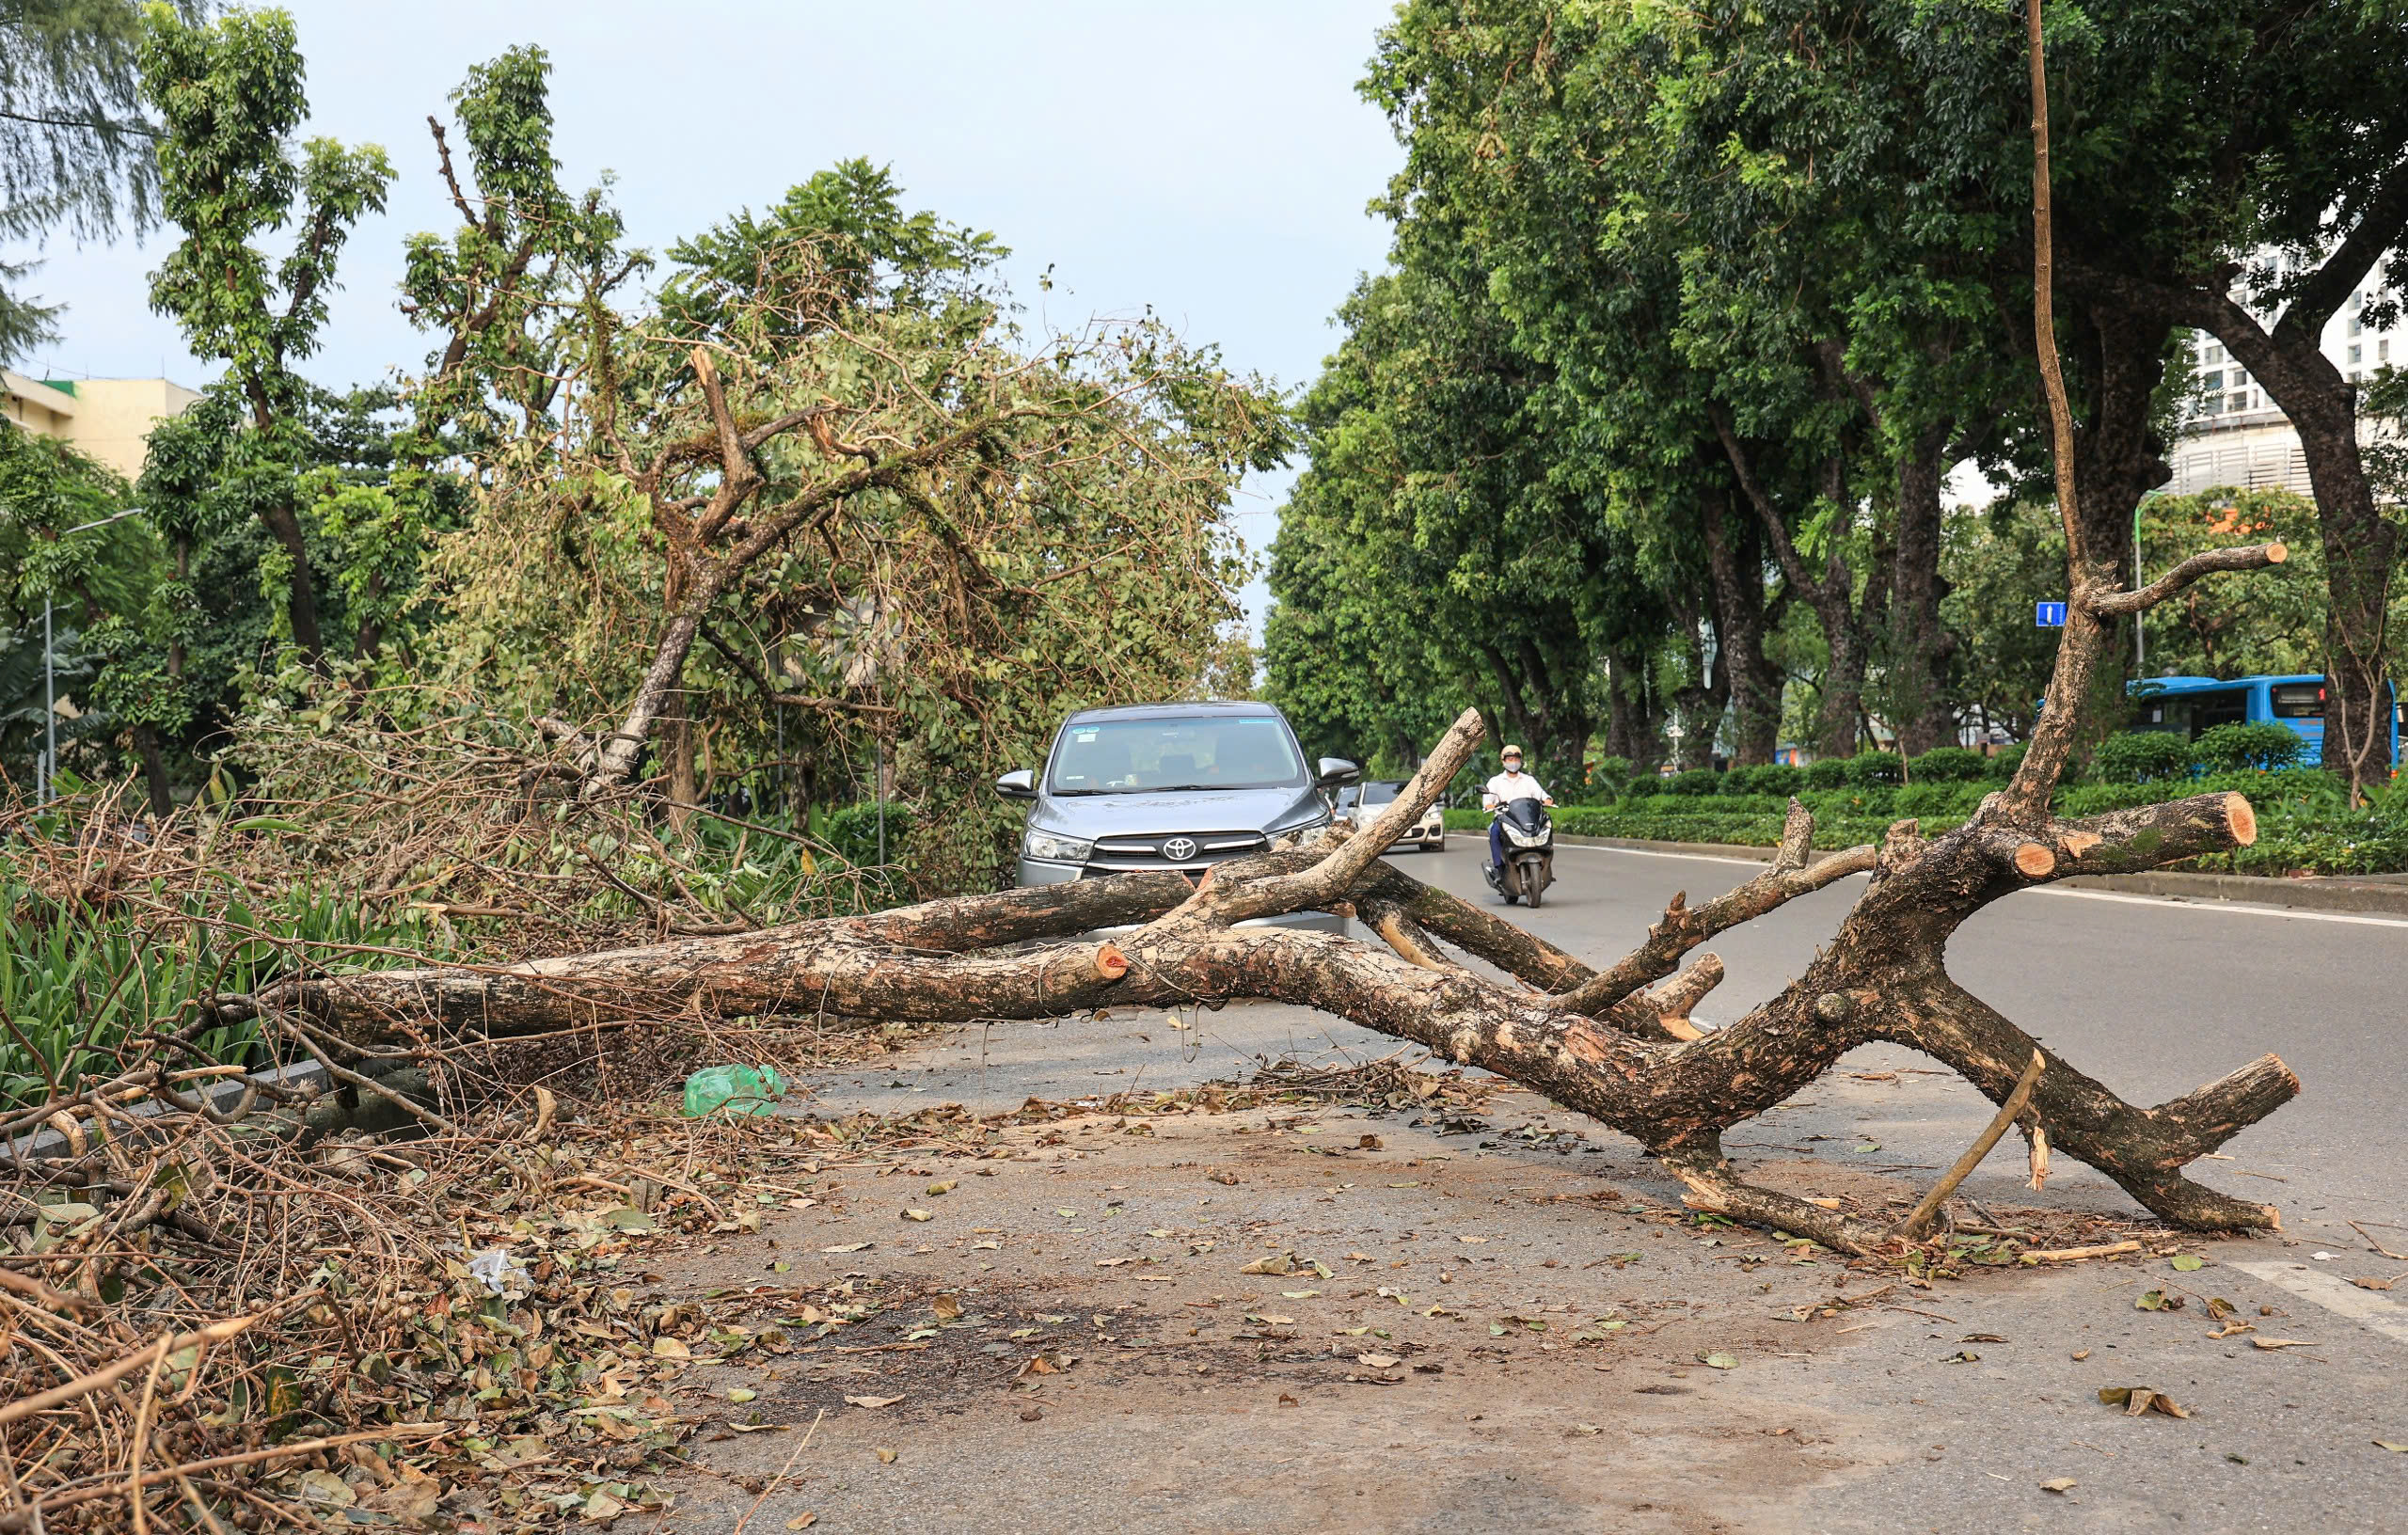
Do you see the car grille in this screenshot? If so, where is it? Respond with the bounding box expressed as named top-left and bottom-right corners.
top-left (1082, 830), bottom-right (1271, 874)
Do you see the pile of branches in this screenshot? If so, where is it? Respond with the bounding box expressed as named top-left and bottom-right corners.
top-left (0, 1016), bottom-right (874, 1533)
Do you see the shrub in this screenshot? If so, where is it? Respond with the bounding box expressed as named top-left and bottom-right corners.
top-left (1665, 768), bottom-right (1721, 797)
top-left (1908, 746), bottom-right (1988, 782)
top-left (822, 801), bottom-right (915, 865)
top-left (1844, 751), bottom-right (1905, 787)
top-left (1742, 763), bottom-right (1804, 797)
top-left (1586, 756), bottom-right (1633, 797)
top-left (2091, 730), bottom-right (2195, 784)
top-left (2194, 720), bottom-right (2307, 773)
top-left (1803, 757), bottom-right (1849, 790)
top-left (1984, 743), bottom-right (2028, 780)
top-left (1896, 782), bottom-right (1988, 818)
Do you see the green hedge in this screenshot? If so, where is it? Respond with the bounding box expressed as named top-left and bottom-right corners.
top-left (1441, 766), bottom-right (2407, 875)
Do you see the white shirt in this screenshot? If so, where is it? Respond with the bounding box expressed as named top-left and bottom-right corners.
top-left (1483, 770), bottom-right (1551, 808)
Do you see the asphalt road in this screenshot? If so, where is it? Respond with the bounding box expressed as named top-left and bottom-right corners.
top-left (799, 840), bottom-right (2408, 1530)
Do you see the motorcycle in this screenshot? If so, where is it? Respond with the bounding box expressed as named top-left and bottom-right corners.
top-left (1482, 797), bottom-right (1556, 908)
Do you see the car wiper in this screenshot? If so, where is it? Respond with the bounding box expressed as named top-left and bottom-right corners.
top-left (1048, 788), bottom-right (1106, 796)
top-left (1149, 783), bottom-right (1214, 792)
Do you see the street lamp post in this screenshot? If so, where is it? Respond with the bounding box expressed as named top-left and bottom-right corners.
top-left (33, 505), bottom-right (146, 804)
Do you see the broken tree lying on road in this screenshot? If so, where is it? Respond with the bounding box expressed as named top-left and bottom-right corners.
top-left (251, 681), bottom-right (2295, 1260)
top-left (230, 3), bottom-right (2300, 1260)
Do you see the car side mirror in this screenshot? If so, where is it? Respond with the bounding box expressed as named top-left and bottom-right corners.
top-left (994, 768), bottom-right (1037, 800)
top-left (1316, 757), bottom-right (1360, 788)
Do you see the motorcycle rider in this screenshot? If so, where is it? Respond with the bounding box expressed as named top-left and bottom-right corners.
top-left (1482, 746), bottom-right (1554, 877)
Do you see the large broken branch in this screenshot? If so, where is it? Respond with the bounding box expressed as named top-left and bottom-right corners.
top-left (217, 3), bottom-right (2311, 1266)
top-left (252, 696), bottom-right (2295, 1256)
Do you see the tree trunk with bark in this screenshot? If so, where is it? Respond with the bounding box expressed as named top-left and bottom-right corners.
top-left (1603, 649), bottom-right (1661, 773)
top-left (1703, 496), bottom-right (1786, 766)
top-left (1889, 422), bottom-right (1959, 755)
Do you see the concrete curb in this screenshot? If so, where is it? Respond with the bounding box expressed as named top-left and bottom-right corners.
top-left (1551, 832), bottom-right (2408, 916)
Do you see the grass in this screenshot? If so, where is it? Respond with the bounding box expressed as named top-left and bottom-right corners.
top-left (0, 876), bottom-right (436, 1112)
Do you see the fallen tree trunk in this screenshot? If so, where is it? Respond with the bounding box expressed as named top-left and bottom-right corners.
top-left (239, 690), bottom-right (2291, 1256)
top-left (224, 16), bottom-right (2299, 1255)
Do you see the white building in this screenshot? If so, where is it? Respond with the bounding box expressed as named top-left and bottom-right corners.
top-left (2169, 254), bottom-right (2397, 498)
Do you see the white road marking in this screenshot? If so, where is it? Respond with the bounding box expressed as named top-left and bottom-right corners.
top-left (2228, 1260), bottom-right (2408, 1343)
top-left (1550, 843), bottom-right (2408, 928)
top-left (2027, 886), bottom-right (2408, 929)
top-left (1552, 844), bottom-right (1780, 869)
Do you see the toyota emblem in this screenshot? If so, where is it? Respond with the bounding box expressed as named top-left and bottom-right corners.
top-left (1160, 836), bottom-right (1199, 862)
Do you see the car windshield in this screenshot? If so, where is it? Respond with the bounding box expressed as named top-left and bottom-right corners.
top-left (1047, 714), bottom-right (1307, 794)
top-left (1360, 782), bottom-right (1403, 805)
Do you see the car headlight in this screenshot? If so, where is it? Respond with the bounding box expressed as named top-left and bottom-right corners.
top-left (1267, 808), bottom-right (1331, 840)
top-left (1022, 830), bottom-right (1094, 862)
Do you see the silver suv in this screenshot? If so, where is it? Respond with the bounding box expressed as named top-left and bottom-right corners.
top-left (995, 701), bottom-right (1357, 931)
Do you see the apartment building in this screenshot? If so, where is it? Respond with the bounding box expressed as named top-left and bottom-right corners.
top-left (2169, 253), bottom-right (2398, 498)
top-left (1, 372), bottom-right (203, 481)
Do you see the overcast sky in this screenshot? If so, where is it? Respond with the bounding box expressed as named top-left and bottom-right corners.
top-left (14, 0), bottom-right (1404, 635)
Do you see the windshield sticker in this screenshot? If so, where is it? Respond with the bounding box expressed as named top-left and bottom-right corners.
top-left (1070, 727), bottom-right (1099, 741)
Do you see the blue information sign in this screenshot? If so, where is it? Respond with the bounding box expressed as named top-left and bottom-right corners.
top-left (2035, 601), bottom-right (2067, 628)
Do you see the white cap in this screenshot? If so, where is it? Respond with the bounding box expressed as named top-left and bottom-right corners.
top-left (1502, 745), bottom-right (1524, 759)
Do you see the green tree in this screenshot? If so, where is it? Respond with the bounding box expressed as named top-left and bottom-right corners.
top-left (0, 0), bottom-right (203, 357)
top-left (1264, 264), bottom-right (1618, 774)
top-left (138, 2), bottom-right (392, 664)
top-left (403, 159), bottom-right (1284, 887)
top-left (2032, 2), bottom-right (2408, 795)
top-left (0, 419), bottom-right (145, 786)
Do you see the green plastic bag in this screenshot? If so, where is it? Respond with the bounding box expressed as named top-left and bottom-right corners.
top-left (682, 1064), bottom-right (788, 1118)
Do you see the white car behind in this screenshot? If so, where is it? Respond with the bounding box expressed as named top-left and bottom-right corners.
top-left (1334, 778), bottom-right (1445, 852)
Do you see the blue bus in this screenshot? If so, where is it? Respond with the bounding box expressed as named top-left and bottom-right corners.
top-left (2127, 673), bottom-right (2401, 769)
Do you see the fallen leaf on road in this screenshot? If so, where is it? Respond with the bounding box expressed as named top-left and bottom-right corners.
top-left (1095, 1258), bottom-right (1133, 1268)
top-left (2040, 1479), bottom-right (2077, 1494)
top-left (2170, 1254), bottom-right (2205, 1272)
top-left (1699, 1352), bottom-right (1738, 1369)
top-left (901, 1209), bottom-right (932, 1222)
top-left (971, 1241), bottom-right (1001, 1251)
top-left (1207, 1171), bottom-right (1239, 1186)
top-left (1277, 1392), bottom-right (1298, 1406)
top-left (932, 1293), bottom-right (962, 1321)
top-left (1358, 1134), bottom-right (1383, 1149)
top-left (727, 1388), bottom-right (756, 1403)
top-left (1358, 1353), bottom-right (1401, 1369)
top-left (1249, 1314), bottom-right (1295, 1325)
top-left (847, 1394), bottom-right (904, 1409)
top-left (2099, 1387), bottom-right (2190, 1418)
top-left (822, 1242), bottom-right (872, 1254)
top-left (1458, 1235), bottom-right (1488, 1244)
top-left (1961, 1334), bottom-right (2007, 1343)
top-left (927, 1180), bottom-right (957, 1195)
top-left (2348, 1276), bottom-right (2396, 1291)
top-left (787, 1514), bottom-right (818, 1530)
top-left (650, 1337), bottom-right (690, 1359)
top-left (2071, 1350), bottom-right (2091, 1361)
top-left (875, 1448), bottom-right (898, 1464)
top-left (2376, 1442), bottom-right (2408, 1453)
top-left (2251, 1338), bottom-right (2318, 1351)
top-left (1147, 1227), bottom-right (1174, 1239)
top-left (1239, 1254), bottom-right (1293, 1275)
